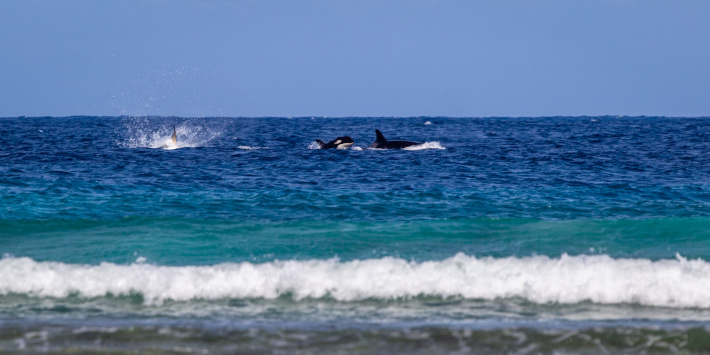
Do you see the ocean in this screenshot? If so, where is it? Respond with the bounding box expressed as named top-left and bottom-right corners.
top-left (2, 116), bottom-right (710, 353)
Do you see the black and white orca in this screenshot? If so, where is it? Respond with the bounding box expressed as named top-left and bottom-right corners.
top-left (314, 136), bottom-right (354, 149)
top-left (368, 129), bottom-right (421, 149)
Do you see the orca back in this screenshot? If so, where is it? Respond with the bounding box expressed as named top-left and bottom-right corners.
top-left (370, 129), bottom-right (421, 149)
top-left (314, 137), bottom-right (354, 149)
top-left (314, 139), bottom-right (327, 149)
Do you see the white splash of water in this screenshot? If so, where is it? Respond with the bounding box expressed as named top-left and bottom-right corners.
top-left (3, 254), bottom-right (710, 308)
top-left (118, 117), bottom-right (225, 149)
top-left (403, 142), bottom-right (446, 150)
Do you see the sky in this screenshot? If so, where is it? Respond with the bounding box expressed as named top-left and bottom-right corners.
top-left (0, 0), bottom-right (709, 117)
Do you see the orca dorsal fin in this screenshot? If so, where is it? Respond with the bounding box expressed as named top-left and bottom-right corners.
top-left (375, 129), bottom-right (387, 142)
top-left (315, 139), bottom-right (326, 148)
top-left (171, 125), bottom-right (177, 145)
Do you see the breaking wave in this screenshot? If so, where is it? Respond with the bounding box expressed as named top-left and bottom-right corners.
top-left (2, 254), bottom-right (709, 307)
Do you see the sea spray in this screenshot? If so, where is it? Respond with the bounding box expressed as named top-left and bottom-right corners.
top-left (117, 116), bottom-right (227, 149)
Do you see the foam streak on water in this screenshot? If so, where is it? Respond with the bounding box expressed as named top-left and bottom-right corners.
top-left (403, 141), bottom-right (445, 150)
top-left (2, 323), bottom-right (708, 354)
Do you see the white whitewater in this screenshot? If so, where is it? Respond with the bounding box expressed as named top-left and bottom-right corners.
top-left (2, 253), bottom-right (709, 307)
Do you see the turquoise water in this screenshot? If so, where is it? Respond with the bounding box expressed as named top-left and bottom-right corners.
top-left (2, 116), bottom-right (710, 352)
top-left (4, 217), bottom-right (710, 265)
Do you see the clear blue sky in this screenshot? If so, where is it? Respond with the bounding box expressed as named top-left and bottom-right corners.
top-left (1, 0), bottom-right (708, 117)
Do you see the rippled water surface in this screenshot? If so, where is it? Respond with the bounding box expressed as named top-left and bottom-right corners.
top-left (2, 116), bottom-right (710, 353)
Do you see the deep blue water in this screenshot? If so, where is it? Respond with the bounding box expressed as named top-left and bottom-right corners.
top-left (3, 116), bottom-right (710, 352)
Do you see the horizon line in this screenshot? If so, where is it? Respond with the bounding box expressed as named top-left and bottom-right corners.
top-left (3, 115), bottom-right (710, 119)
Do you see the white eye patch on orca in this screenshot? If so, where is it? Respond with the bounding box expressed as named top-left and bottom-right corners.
top-left (313, 136), bottom-right (354, 149)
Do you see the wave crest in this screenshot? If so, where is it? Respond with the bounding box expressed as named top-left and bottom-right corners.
top-left (1, 254), bottom-right (708, 307)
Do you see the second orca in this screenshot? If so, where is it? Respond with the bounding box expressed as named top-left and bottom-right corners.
top-left (368, 129), bottom-right (421, 149)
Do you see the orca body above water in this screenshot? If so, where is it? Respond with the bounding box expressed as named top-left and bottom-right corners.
top-left (314, 136), bottom-right (354, 149)
top-left (171, 125), bottom-right (177, 146)
top-left (368, 129), bottom-right (421, 149)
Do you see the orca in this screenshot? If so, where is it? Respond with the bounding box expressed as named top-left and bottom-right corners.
top-left (171, 125), bottom-right (177, 146)
top-left (368, 129), bottom-right (421, 149)
top-left (314, 136), bottom-right (354, 149)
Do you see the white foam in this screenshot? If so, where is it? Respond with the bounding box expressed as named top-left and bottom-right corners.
top-left (403, 141), bottom-right (446, 150)
top-left (159, 138), bottom-right (179, 150)
top-left (308, 142), bottom-right (360, 150)
top-left (2, 254), bottom-right (709, 307)
top-left (238, 146), bottom-right (269, 150)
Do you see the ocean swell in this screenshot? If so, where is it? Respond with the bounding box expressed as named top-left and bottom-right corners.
top-left (1, 254), bottom-right (709, 307)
